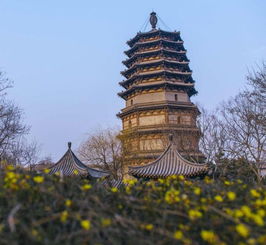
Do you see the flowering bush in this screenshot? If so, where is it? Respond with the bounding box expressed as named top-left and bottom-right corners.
top-left (0, 166), bottom-right (265, 244)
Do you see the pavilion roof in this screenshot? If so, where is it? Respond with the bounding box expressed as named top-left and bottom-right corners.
top-left (128, 138), bottom-right (208, 178)
top-left (49, 142), bottom-right (110, 178)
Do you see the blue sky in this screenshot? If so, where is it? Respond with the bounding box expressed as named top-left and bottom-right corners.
top-left (0, 0), bottom-right (265, 161)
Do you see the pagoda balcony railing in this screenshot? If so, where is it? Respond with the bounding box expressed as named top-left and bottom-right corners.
top-left (121, 101), bottom-right (195, 113)
top-left (132, 39), bottom-right (184, 49)
top-left (133, 48), bottom-right (186, 57)
top-left (125, 58), bottom-right (189, 71)
top-left (138, 58), bottom-right (189, 65)
top-left (139, 36), bottom-right (183, 45)
top-left (124, 124), bottom-right (199, 132)
top-left (127, 57), bottom-right (189, 68)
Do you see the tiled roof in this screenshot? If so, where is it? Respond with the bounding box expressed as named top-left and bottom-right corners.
top-left (49, 142), bottom-right (110, 178)
top-left (129, 140), bottom-right (208, 178)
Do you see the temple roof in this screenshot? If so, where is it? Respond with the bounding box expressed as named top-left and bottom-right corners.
top-left (128, 138), bottom-right (208, 178)
top-left (49, 142), bottom-right (110, 178)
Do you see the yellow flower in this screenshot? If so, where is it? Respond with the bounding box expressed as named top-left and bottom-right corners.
top-left (173, 230), bottom-right (183, 240)
top-left (247, 238), bottom-right (256, 245)
top-left (257, 209), bottom-right (265, 217)
top-left (33, 176), bottom-right (44, 183)
top-left (123, 179), bottom-right (137, 186)
top-left (204, 176), bottom-right (213, 184)
top-left (6, 172), bottom-right (16, 179)
top-left (144, 224), bottom-right (153, 231)
top-left (65, 199), bottom-right (72, 207)
top-left (193, 187), bottom-right (201, 195)
top-left (158, 178), bottom-right (165, 184)
top-left (254, 199), bottom-right (266, 207)
top-left (31, 229), bottom-right (38, 237)
top-left (251, 214), bottom-right (264, 226)
top-left (60, 211), bottom-right (68, 223)
top-left (250, 189), bottom-right (260, 198)
top-left (224, 180), bottom-right (231, 185)
top-left (234, 210), bottom-right (244, 218)
top-left (200, 198), bottom-right (207, 203)
top-left (236, 224), bottom-right (249, 238)
top-left (82, 184), bottom-right (92, 190)
top-left (201, 230), bottom-right (216, 243)
top-left (178, 175), bottom-right (185, 181)
top-left (111, 187), bottom-right (118, 193)
top-left (6, 165), bottom-right (15, 170)
top-left (227, 191), bottom-right (236, 201)
top-left (101, 218), bottom-right (111, 227)
top-left (165, 189), bottom-right (180, 204)
top-left (241, 206), bottom-right (252, 217)
top-left (214, 195), bottom-right (223, 202)
top-left (43, 168), bottom-right (50, 174)
top-left (73, 169), bottom-right (79, 175)
top-left (188, 209), bottom-right (202, 220)
top-left (80, 220), bottom-right (91, 230)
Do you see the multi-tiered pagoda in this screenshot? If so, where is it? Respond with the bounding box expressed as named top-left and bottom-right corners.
top-left (118, 12), bottom-right (204, 165)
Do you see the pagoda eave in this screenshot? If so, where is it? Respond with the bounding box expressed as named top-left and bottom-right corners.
top-left (125, 39), bottom-right (185, 56)
top-left (122, 49), bottom-right (190, 67)
top-left (127, 29), bottom-right (181, 47)
top-left (117, 102), bottom-right (199, 118)
top-left (120, 71), bottom-right (195, 88)
top-left (121, 60), bottom-right (191, 78)
top-left (118, 82), bottom-right (197, 99)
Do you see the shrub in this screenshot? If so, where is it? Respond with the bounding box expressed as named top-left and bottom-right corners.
top-left (0, 166), bottom-right (265, 244)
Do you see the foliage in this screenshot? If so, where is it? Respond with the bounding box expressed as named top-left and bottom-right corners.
top-left (0, 166), bottom-right (266, 245)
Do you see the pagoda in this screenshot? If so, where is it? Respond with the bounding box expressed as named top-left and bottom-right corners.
top-left (118, 12), bottom-right (204, 165)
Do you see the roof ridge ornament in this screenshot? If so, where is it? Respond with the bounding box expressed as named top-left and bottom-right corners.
top-left (68, 142), bottom-right (72, 149)
top-left (168, 134), bottom-right (173, 142)
top-left (150, 12), bottom-right (157, 29)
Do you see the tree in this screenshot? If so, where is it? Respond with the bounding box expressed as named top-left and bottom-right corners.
top-left (197, 64), bottom-right (266, 181)
top-left (78, 128), bottom-right (123, 177)
top-left (247, 63), bottom-right (266, 107)
top-left (220, 92), bottom-right (265, 164)
top-left (197, 105), bottom-right (227, 163)
top-left (0, 70), bottom-right (38, 166)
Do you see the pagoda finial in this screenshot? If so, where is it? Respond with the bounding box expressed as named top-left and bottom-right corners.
top-left (150, 12), bottom-right (157, 29)
top-left (68, 142), bottom-right (72, 149)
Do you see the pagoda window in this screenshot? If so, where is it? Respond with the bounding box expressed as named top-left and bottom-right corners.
top-left (175, 94), bottom-right (178, 101)
top-left (130, 99), bottom-right (133, 106)
top-left (129, 120), bottom-right (132, 128)
top-left (177, 116), bottom-right (181, 124)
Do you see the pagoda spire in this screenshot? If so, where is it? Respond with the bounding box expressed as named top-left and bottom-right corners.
top-left (150, 12), bottom-right (158, 29)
